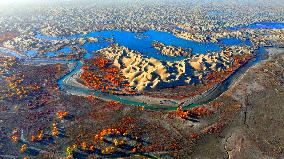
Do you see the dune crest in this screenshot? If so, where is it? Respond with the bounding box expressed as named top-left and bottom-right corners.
top-left (97, 44), bottom-right (246, 91)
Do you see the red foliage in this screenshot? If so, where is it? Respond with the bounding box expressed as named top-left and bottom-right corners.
top-left (80, 56), bottom-right (134, 95)
top-left (82, 66), bottom-right (89, 71)
top-left (177, 106), bottom-right (212, 119)
top-left (93, 128), bottom-right (127, 142)
top-left (104, 67), bottom-right (119, 74)
top-left (233, 54), bottom-right (253, 66)
top-left (93, 57), bottom-right (108, 68)
top-left (176, 106), bottom-right (189, 119)
top-left (86, 95), bottom-right (96, 101)
top-left (188, 106), bottom-right (213, 117)
top-left (106, 101), bottom-right (119, 107)
top-left (190, 133), bottom-right (200, 139)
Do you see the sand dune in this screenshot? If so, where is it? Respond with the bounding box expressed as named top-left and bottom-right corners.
top-left (96, 44), bottom-right (240, 91)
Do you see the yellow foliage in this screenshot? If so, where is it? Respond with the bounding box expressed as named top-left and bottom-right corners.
top-left (11, 135), bottom-right (18, 142)
top-left (20, 144), bottom-right (27, 153)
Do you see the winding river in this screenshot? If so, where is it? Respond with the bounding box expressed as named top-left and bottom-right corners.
top-left (58, 46), bottom-right (270, 110)
top-left (1, 22), bottom-right (283, 110)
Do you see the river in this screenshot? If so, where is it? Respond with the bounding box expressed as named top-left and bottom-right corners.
top-left (1, 22), bottom-right (283, 110)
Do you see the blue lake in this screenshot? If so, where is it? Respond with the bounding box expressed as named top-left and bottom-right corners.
top-left (36, 30), bottom-right (222, 61)
top-left (83, 30), bottom-right (222, 61)
top-left (58, 47), bottom-right (72, 54)
top-left (45, 52), bottom-right (56, 57)
top-left (25, 50), bottom-right (38, 57)
top-left (34, 22), bottom-right (284, 61)
top-left (228, 22), bottom-right (284, 30)
top-left (218, 38), bottom-right (252, 46)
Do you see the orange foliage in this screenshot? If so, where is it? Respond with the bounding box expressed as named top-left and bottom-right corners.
top-left (176, 106), bottom-right (189, 119)
top-left (37, 130), bottom-right (44, 141)
top-left (107, 101), bottom-right (119, 107)
top-left (233, 54), bottom-right (253, 65)
top-left (190, 133), bottom-right (200, 139)
top-left (188, 106), bottom-right (213, 117)
top-left (177, 106), bottom-right (213, 119)
top-left (52, 123), bottom-right (59, 136)
top-left (80, 56), bottom-right (134, 95)
top-left (104, 67), bottom-right (119, 74)
top-left (137, 106), bottom-right (145, 111)
top-left (31, 135), bottom-right (36, 142)
top-left (81, 142), bottom-right (87, 150)
top-left (11, 135), bottom-right (18, 142)
top-left (20, 144), bottom-right (27, 153)
top-left (105, 74), bottom-right (121, 86)
top-left (82, 65), bottom-right (89, 71)
top-left (89, 145), bottom-right (95, 151)
top-left (56, 111), bottom-right (68, 119)
top-left (93, 57), bottom-right (108, 68)
top-left (86, 95), bottom-right (96, 101)
top-left (94, 128), bottom-right (127, 142)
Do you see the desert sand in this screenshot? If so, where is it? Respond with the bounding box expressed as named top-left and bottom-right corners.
top-left (96, 44), bottom-right (245, 91)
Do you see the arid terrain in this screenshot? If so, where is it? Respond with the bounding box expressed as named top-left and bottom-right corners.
top-left (0, 0), bottom-right (283, 158)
